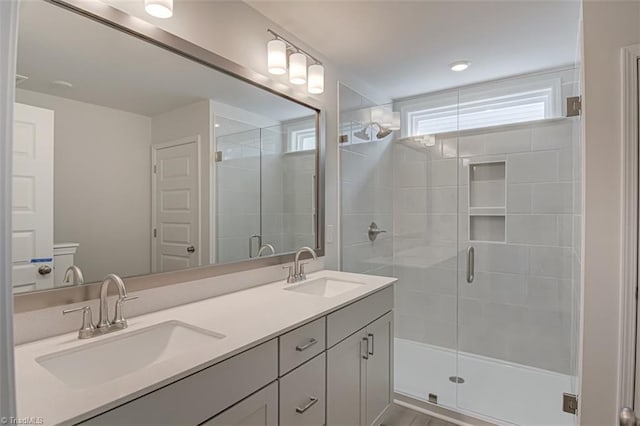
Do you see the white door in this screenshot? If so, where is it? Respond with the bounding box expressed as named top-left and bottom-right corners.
top-left (12, 103), bottom-right (54, 293)
top-left (152, 137), bottom-right (201, 273)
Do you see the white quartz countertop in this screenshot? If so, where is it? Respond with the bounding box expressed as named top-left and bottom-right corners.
top-left (14, 269), bottom-right (396, 425)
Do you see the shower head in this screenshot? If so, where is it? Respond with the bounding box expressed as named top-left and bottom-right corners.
top-left (354, 127), bottom-right (370, 140)
top-left (376, 127), bottom-right (393, 139)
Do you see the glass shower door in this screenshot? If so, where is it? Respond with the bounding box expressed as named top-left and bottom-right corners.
top-left (455, 73), bottom-right (581, 425)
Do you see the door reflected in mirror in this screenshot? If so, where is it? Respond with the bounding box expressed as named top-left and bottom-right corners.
top-left (12, 0), bottom-right (318, 294)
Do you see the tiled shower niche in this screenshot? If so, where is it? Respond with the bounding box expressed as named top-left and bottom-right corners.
top-left (468, 161), bottom-right (506, 243)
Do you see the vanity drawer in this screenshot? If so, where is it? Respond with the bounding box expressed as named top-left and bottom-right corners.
top-left (279, 317), bottom-right (325, 375)
top-left (326, 286), bottom-right (393, 348)
top-left (279, 353), bottom-right (326, 426)
top-left (81, 339), bottom-right (277, 425)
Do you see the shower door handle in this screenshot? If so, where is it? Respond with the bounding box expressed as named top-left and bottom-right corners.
top-left (466, 246), bottom-right (475, 283)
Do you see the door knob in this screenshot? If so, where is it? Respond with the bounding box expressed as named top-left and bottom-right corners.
top-left (187, 245), bottom-right (195, 254)
top-left (38, 265), bottom-right (52, 275)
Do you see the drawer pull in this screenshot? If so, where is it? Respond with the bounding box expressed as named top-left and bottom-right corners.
top-left (295, 397), bottom-right (319, 414)
top-left (295, 338), bottom-right (318, 352)
top-left (362, 336), bottom-right (369, 360)
top-left (367, 333), bottom-right (374, 355)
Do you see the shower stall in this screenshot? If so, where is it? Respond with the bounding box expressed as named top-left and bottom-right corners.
top-left (339, 68), bottom-right (582, 426)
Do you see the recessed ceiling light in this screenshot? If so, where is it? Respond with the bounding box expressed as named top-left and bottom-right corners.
top-left (145, 0), bottom-right (173, 18)
top-left (450, 60), bottom-right (471, 72)
top-left (214, 123), bottom-right (220, 128)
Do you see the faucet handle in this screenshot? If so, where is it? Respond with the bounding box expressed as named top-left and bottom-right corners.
top-left (283, 265), bottom-right (295, 284)
top-left (112, 295), bottom-right (138, 328)
top-left (63, 306), bottom-right (95, 339)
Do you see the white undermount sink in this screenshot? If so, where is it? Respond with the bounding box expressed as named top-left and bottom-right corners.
top-left (284, 277), bottom-right (364, 297)
top-left (36, 320), bottom-right (225, 389)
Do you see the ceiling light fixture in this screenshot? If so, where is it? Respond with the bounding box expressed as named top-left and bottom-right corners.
top-left (145, 0), bottom-right (173, 19)
top-left (450, 60), bottom-right (471, 72)
top-left (266, 29), bottom-right (324, 94)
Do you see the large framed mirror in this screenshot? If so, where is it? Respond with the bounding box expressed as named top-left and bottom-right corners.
top-left (12, 0), bottom-right (324, 306)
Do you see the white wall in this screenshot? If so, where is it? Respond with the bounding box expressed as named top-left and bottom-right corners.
top-left (580, 2), bottom-right (640, 424)
top-left (16, 89), bottom-right (152, 283)
top-left (101, 0), bottom-right (390, 269)
top-left (151, 99), bottom-right (212, 265)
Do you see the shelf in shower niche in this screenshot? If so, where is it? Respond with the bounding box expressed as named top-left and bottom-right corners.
top-left (469, 207), bottom-right (505, 216)
top-left (469, 215), bottom-right (506, 243)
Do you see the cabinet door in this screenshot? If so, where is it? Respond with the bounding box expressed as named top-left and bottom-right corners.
top-left (203, 382), bottom-right (278, 426)
top-left (365, 312), bottom-right (393, 426)
top-left (279, 353), bottom-right (325, 426)
top-left (326, 331), bottom-right (366, 426)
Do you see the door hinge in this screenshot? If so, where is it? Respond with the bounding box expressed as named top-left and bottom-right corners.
top-left (153, 228), bottom-right (157, 238)
top-left (214, 151), bottom-right (223, 162)
top-left (563, 393), bottom-right (578, 415)
top-left (153, 164), bottom-right (157, 173)
top-left (339, 134), bottom-right (349, 144)
top-left (566, 96), bottom-right (582, 117)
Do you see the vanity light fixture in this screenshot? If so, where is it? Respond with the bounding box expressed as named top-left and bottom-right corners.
top-left (145, 0), bottom-right (173, 19)
top-left (267, 29), bottom-right (325, 94)
top-left (450, 60), bottom-right (471, 72)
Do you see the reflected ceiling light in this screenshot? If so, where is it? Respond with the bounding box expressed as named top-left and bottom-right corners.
top-left (267, 39), bottom-right (287, 75)
top-left (267, 29), bottom-right (324, 94)
top-left (214, 123), bottom-right (220, 128)
top-left (450, 60), bottom-right (471, 72)
top-left (145, 0), bottom-right (173, 18)
top-left (289, 52), bottom-right (307, 85)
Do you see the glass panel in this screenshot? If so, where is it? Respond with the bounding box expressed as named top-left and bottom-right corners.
top-left (456, 68), bottom-right (581, 425)
top-left (215, 127), bottom-right (261, 263)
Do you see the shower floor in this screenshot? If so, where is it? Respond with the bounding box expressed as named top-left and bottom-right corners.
top-left (395, 338), bottom-right (576, 426)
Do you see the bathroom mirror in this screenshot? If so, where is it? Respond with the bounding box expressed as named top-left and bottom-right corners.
top-left (11, 0), bottom-right (321, 295)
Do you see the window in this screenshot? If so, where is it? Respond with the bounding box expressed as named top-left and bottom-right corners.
top-left (400, 75), bottom-right (562, 136)
top-left (285, 118), bottom-right (317, 152)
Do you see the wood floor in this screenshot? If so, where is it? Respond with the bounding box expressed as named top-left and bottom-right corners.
top-left (379, 404), bottom-right (459, 426)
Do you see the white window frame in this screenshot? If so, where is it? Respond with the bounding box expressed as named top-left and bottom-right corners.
top-left (284, 119), bottom-right (317, 153)
top-left (398, 74), bottom-right (562, 137)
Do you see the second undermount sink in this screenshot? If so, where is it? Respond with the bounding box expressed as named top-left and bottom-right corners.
top-left (284, 277), bottom-right (364, 298)
top-left (36, 320), bottom-right (225, 389)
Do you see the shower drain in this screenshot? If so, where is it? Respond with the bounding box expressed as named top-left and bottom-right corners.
top-left (449, 376), bottom-right (465, 384)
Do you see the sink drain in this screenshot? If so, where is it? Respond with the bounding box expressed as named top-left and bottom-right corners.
top-left (449, 376), bottom-right (465, 384)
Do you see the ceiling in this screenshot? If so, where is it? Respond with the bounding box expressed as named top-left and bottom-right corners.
top-left (17, 0), bottom-right (313, 121)
top-left (247, 0), bottom-right (582, 101)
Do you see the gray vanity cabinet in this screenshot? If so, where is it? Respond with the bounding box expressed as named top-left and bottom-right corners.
top-left (203, 382), bottom-right (278, 426)
top-left (326, 288), bottom-right (394, 426)
top-left (76, 286), bottom-right (393, 426)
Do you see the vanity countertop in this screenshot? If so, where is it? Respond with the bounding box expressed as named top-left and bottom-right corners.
top-left (13, 269), bottom-right (396, 425)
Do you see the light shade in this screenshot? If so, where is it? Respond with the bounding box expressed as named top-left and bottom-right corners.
top-left (289, 52), bottom-right (307, 85)
top-left (145, 0), bottom-right (173, 18)
top-left (267, 40), bottom-right (287, 75)
top-left (307, 64), bottom-right (324, 94)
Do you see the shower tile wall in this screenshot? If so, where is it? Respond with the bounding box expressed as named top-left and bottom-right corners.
top-left (340, 138), bottom-right (394, 276)
top-left (260, 127), bottom-right (286, 255)
top-left (216, 130), bottom-right (262, 263)
top-left (282, 151), bottom-right (316, 252)
top-left (393, 119), bottom-right (577, 374)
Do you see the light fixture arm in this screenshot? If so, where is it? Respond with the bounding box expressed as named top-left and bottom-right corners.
top-left (267, 29), bottom-right (322, 66)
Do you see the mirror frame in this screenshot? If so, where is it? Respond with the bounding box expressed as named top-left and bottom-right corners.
top-left (13, 0), bottom-right (325, 313)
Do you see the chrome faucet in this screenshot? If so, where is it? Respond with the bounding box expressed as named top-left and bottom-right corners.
top-left (63, 273), bottom-right (138, 339)
top-left (285, 246), bottom-right (317, 283)
top-left (63, 265), bottom-right (85, 285)
top-left (257, 243), bottom-right (276, 257)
